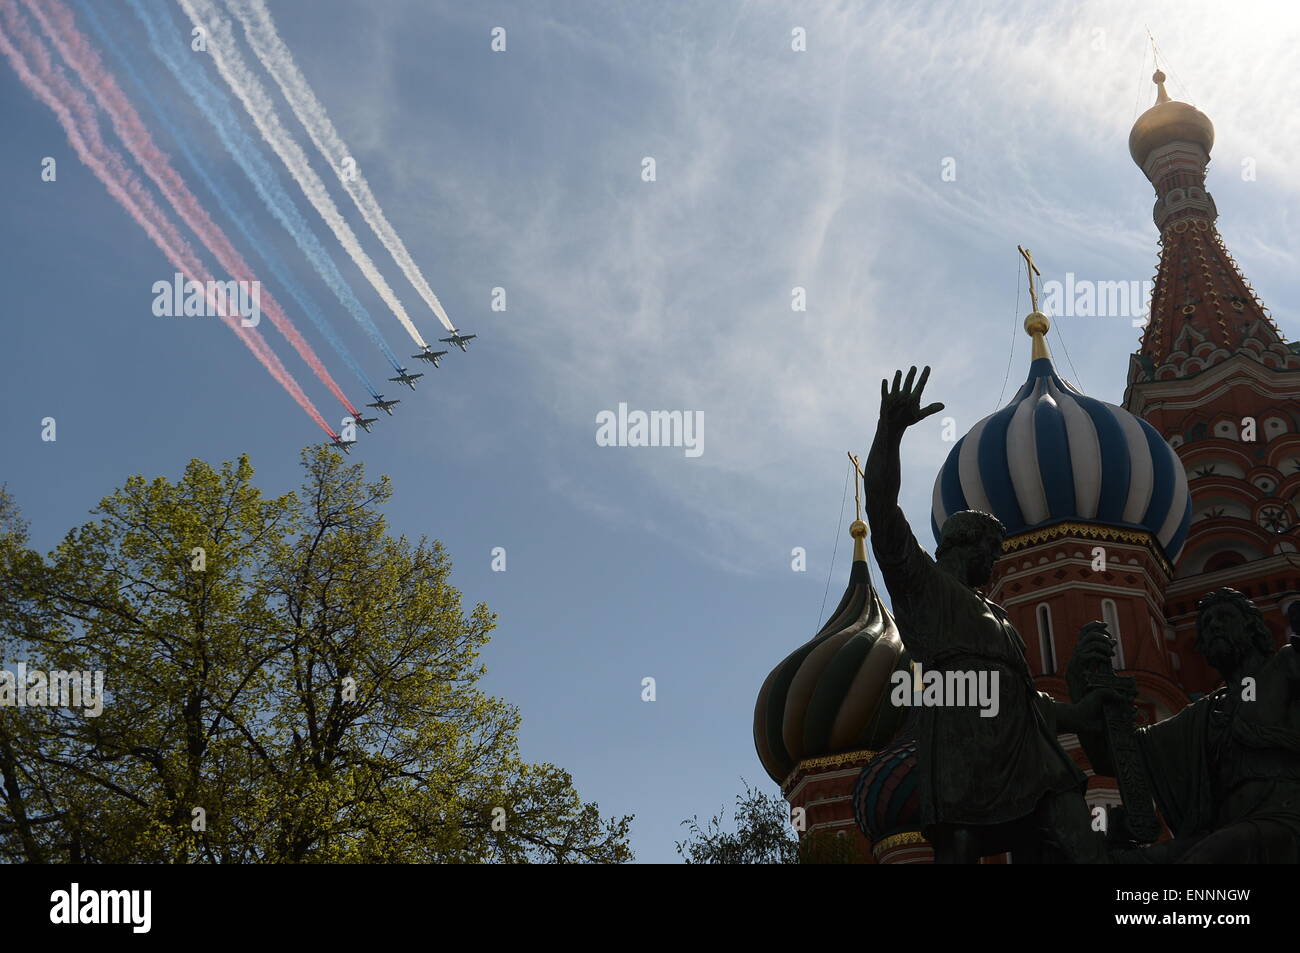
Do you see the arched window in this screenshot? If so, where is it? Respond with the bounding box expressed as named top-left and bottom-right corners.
top-left (1205, 551), bottom-right (1247, 573)
top-left (1102, 599), bottom-right (1124, 669)
top-left (1036, 603), bottom-right (1056, 675)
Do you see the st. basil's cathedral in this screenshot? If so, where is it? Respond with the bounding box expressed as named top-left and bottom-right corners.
top-left (753, 71), bottom-right (1300, 863)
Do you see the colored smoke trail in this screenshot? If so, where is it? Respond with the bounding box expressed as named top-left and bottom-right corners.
top-left (230, 0), bottom-right (456, 332)
top-left (24, 0), bottom-right (359, 419)
top-left (77, 0), bottom-right (382, 402)
top-left (0, 0), bottom-right (336, 438)
top-left (129, 0), bottom-right (405, 376)
top-left (178, 0), bottom-right (432, 350)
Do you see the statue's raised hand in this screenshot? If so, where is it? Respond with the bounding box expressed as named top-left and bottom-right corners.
top-left (879, 365), bottom-right (944, 434)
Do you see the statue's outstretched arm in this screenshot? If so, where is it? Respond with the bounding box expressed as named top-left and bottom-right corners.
top-left (864, 365), bottom-right (943, 533)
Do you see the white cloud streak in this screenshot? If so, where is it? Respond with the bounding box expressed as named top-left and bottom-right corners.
top-left (332, 0), bottom-right (1300, 572)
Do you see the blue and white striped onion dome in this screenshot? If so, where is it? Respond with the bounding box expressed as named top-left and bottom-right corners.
top-left (930, 352), bottom-right (1192, 561)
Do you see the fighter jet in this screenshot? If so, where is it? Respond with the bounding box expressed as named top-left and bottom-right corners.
top-left (438, 330), bottom-right (476, 352)
top-left (411, 346), bottom-right (448, 367)
top-left (388, 368), bottom-right (424, 390)
top-left (367, 394), bottom-right (400, 416)
top-left (350, 412), bottom-right (379, 433)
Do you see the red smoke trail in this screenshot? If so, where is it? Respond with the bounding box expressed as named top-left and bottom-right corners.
top-left (0, 0), bottom-right (338, 438)
top-left (25, 0), bottom-right (361, 420)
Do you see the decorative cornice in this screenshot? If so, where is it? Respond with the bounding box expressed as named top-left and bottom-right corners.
top-left (794, 749), bottom-right (877, 774)
top-left (782, 749), bottom-right (878, 793)
top-left (1002, 522), bottom-right (1172, 575)
top-left (1162, 217), bottom-right (1213, 238)
top-left (1128, 351), bottom-right (1300, 414)
top-left (872, 831), bottom-right (928, 856)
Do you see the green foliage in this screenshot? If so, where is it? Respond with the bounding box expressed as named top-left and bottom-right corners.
top-left (0, 453), bottom-right (631, 863)
top-left (677, 780), bottom-right (800, 864)
top-left (677, 780), bottom-right (868, 864)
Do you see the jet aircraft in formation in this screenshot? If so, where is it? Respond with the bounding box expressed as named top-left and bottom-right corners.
top-left (367, 395), bottom-right (400, 416)
top-left (389, 368), bottom-right (424, 390)
top-left (331, 331), bottom-right (478, 453)
top-left (439, 330), bottom-right (476, 352)
top-left (411, 346), bottom-right (448, 367)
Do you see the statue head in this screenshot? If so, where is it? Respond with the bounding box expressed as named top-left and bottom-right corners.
top-left (936, 510), bottom-right (1006, 587)
top-left (1195, 588), bottom-right (1274, 674)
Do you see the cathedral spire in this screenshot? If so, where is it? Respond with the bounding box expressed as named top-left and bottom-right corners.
top-left (1127, 69), bottom-right (1300, 383)
top-left (1018, 245), bottom-right (1052, 362)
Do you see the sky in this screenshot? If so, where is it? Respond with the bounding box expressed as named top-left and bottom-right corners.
top-left (3, 0), bottom-right (1300, 863)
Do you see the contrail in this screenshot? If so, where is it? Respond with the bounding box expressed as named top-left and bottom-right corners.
top-left (128, 0), bottom-right (405, 378)
top-left (229, 0), bottom-right (456, 332)
top-left (78, 0), bottom-right (383, 402)
top-left (178, 0), bottom-right (432, 350)
top-left (0, 0), bottom-right (336, 437)
top-left (23, 0), bottom-right (360, 420)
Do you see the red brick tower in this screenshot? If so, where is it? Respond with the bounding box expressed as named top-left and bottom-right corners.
top-left (1123, 70), bottom-right (1300, 694)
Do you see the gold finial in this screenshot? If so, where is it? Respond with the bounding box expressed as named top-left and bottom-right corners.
top-left (847, 452), bottom-right (868, 562)
top-left (1018, 245), bottom-right (1052, 361)
top-left (1146, 28), bottom-right (1170, 104)
top-left (1025, 310), bottom-right (1052, 360)
top-left (1153, 69), bottom-right (1170, 105)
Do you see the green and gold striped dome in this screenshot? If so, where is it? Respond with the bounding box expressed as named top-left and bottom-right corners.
top-left (753, 522), bottom-right (911, 784)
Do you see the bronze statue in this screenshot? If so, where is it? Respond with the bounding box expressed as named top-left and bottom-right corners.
top-left (865, 365), bottom-right (1118, 862)
top-left (1072, 588), bottom-right (1300, 863)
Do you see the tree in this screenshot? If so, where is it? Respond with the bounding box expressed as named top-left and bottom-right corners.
top-left (677, 780), bottom-right (866, 864)
top-left (677, 781), bottom-right (800, 864)
top-left (0, 451), bottom-right (631, 863)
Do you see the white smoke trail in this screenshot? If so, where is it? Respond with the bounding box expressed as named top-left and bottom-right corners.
top-left (229, 0), bottom-right (456, 333)
top-left (177, 0), bottom-right (431, 349)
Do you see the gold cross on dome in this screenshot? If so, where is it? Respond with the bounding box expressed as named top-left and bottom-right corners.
top-left (1018, 244), bottom-right (1042, 313)
top-left (847, 451), bottom-right (864, 522)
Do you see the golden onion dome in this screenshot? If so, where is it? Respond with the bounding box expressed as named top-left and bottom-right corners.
top-left (1129, 70), bottom-right (1214, 168)
top-left (753, 520), bottom-right (911, 784)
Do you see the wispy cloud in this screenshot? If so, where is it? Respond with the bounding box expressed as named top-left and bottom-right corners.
top-left (311, 0), bottom-right (1300, 571)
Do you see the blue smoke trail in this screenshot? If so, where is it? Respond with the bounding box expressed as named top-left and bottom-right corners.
top-left (124, 0), bottom-right (406, 377)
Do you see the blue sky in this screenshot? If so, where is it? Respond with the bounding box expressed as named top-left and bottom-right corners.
top-left (3, 0), bottom-right (1300, 863)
